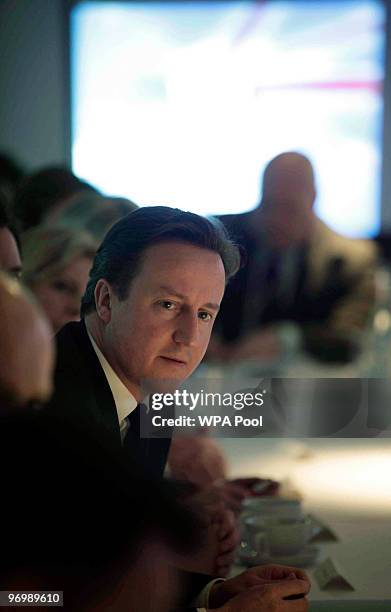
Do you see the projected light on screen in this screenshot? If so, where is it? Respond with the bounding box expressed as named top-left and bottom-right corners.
top-left (71, 1), bottom-right (385, 237)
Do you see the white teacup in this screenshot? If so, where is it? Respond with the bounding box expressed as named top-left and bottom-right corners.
top-left (265, 516), bottom-right (312, 556)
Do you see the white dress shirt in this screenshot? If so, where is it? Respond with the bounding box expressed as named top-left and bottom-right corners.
top-left (87, 332), bottom-right (137, 443)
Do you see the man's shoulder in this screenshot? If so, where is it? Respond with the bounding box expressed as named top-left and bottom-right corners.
top-left (55, 320), bottom-right (87, 351)
top-left (311, 219), bottom-right (377, 269)
top-left (51, 321), bottom-right (92, 390)
top-left (47, 320), bottom-right (116, 434)
top-left (54, 320), bottom-right (95, 370)
top-left (51, 320), bottom-right (103, 403)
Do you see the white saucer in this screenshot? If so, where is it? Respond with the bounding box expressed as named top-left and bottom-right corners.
top-left (237, 544), bottom-right (319, 568)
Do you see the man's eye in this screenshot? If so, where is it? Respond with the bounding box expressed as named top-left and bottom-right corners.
top-left (159, 301), bottom-right (176, 310)
top-left (198, 311), bottom-right (213, 322)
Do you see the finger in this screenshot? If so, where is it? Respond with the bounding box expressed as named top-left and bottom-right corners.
top-left (259, 564), bottom-right (310, 584)
top-left (287, 569), bottom-right (310, 584)
top-left (275, 578), bottom-right (311, 598)
top-left (236, 584), bottom-right (308, 610)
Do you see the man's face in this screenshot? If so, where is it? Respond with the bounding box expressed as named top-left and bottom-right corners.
top-left (0, 227), bottom-right (22, 278)
top-left (266, 195), bottom-right (314, 249)
top-left (101, 242), bottom-right (226, 398)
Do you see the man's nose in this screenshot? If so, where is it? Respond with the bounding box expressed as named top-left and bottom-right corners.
top-left (173, 311), bottom-right (199, 346)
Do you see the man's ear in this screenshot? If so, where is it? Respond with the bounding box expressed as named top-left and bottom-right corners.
top-left (94, 279), bottom-right (113, 324)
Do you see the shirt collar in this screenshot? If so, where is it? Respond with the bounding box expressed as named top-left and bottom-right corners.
top-left (87, 331), bottom-right (137, 424)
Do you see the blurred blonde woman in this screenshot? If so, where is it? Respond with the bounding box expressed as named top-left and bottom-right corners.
top-left (22, 226), bottom-right (97, 333)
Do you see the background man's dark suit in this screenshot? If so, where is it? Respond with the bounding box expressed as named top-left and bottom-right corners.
top-left (46, 319), bottom-right (171, 478)
top-left (216, 212), bottom-right (375, 350)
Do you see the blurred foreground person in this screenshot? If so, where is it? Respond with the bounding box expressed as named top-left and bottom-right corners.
top-left (22, 225), bottom-right (96, 333)
top-left (0, 273), bottom-right (54, 408)
top-left (0, 412), bottom-right (310, 611)
top-left (0, 412), bottom-right (198, 612)
top-left (45, 191), bottom-right (138, 242)
top-left (0, 195), bottom-right (22, 278)
top-left (213, 152), bottom-right (377, 363)
top-left (13, 165), bottom-right (98, 230)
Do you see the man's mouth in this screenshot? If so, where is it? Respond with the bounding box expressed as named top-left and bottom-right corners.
top-left (159, 356), bottom-right (188, 366)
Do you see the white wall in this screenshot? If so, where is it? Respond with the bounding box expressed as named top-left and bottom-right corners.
top-left (0, 0), bottom-right (70, 171)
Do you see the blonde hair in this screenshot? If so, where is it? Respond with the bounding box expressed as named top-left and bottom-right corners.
top-left (47, 193), bottom-right (138, 243)
top-left (21, 225), bottom-right (97, 288)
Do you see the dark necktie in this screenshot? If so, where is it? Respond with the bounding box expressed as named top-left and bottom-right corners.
top-left (123, 403), bottom-right (150, 460)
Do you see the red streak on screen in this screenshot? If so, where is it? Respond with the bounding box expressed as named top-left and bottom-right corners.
top-left (255, 80), bottom-right (382, 95)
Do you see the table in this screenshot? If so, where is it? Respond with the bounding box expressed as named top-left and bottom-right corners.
top-left (219, 437), bottom-right (391, 610)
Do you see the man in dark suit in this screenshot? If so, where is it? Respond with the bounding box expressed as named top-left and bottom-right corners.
top-left (212, 152), bottom-right (376, 363)
top-left (48, 206), bottom-right (240, 475)
top-left (46, 206), bottom-right (310, 611)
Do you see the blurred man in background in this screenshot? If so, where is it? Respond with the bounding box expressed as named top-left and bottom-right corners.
top-left (212, 151), bottom-right (377, 363)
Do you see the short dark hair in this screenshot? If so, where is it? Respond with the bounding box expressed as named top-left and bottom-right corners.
top-left (81, 206), bottom-right (240, 317)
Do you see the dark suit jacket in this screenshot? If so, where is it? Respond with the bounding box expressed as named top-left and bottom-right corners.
top-left (45, 320), bottom-right (213, 607)
top-left (217, 211), bottom-right (358, 344)
top-left (46, 319), bottom-right (171, 478)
